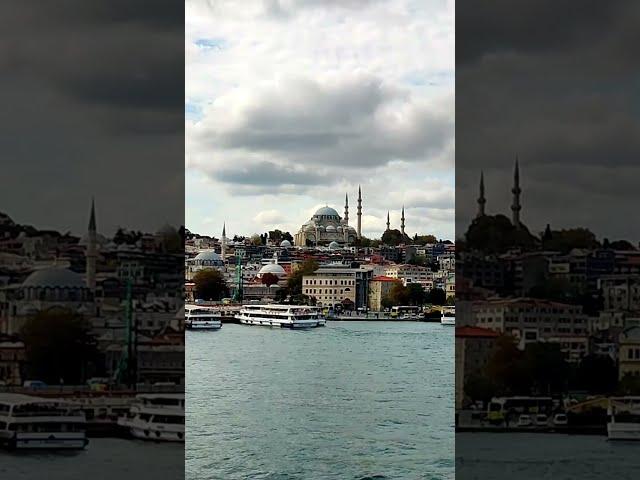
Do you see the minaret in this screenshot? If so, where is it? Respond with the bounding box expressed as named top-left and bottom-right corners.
top-left (477, 171), bottom-right (486, 218)
top-left (356, 185), bottom-right (362, 239)
top-left (221, 223), bottom-right (227, 261)
top-left (386, 211), bottom-right (391, 231)
top-left (401, 205), bottom-right (406, 236)
top-left (344, 193), bottom-right (349, 225)
top-left (86, 198), bottom-right (97, 293)
top-left (511, 157), bottom-right (521, 228)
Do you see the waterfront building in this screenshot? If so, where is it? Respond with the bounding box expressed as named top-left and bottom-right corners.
top-left (455, 326), bottom-right (499, 409)
top-left (472, 297), bottom-right (588, 357)
top-left (619, 326), bottom-right (640, 380)
top-left (368, 276), bottom-right (398, 311)
top-left (302, 268), bottom-right (357, 309)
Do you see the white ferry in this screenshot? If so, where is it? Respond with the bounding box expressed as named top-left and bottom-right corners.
top-left (117, 393), bottom-right (184, 442)
top-left (185, 304), bottom-right (223, 330)
top-left (236, 304), bottom-right (326, 328)
top-left (607, 397), bottom-right (640, 440)
top-left (441, 307), bottom-right (455, 325)
top-left (0, 394), bottom-right (88, 450)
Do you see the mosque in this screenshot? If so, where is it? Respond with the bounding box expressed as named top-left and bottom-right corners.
top-left (294, 187), bottom-right (363, 247)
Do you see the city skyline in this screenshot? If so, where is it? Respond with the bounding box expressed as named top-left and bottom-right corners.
top-left (185, 0), bottom-right (455, 240)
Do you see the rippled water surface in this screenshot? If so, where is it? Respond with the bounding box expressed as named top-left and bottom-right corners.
top-left (457, 433), bottom-right (640, 480)
top-left (0, 438), bottom-right (183, 480)
top-left (187, 321), bottom-right (454, 480)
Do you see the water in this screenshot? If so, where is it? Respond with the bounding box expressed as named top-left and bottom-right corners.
top-left (457, 433), bottom-right (640, 480)
top-left (186, 321), bottom-right (454, 480)
top-left (0, 438), bottom-right (184, 480)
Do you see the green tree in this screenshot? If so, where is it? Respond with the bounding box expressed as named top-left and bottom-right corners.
top-left (193, 268), bottom-right (229, 301)
top-left (406, 283), bottom-right (427, 305)
top-left (21, 308), bottom-right (99, 384)
top-left (544, 228), bottom-right (600, 253)
top-left (250, 234), bottom-right (262, 246)
top-left (428, 287), bottom-right (446, 305)
top-left (464, 373), bottom-right (497, 409)
top-left (283, 259), bottom-right (320, 297)
top-left (407, 255), bottom-right (427, 266)
top-left (465, 214), bottom-right (538, 253)
top-left (575, 354), bottom-right (617, 394)
top-left (382, 229), bottom-right (410, 246)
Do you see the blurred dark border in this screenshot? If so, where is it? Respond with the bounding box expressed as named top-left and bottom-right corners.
top-left (0, 1), bottom-right (184, 478)
top-left (456, 1), bottom-right (640, 478)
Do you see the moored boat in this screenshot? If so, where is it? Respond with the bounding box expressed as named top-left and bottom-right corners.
top-left (117, 393), bottom-right (184, 442)
top-left (236, 304), bottom-right (326, 328)
top-left (607, 397), bottom-right (640, 440)
top-left (185, 304), bottom-right (223, 330)
top-left (441, 307), bottom-right (455, 325)
top-left (0, 394), bottom-right (88, 450)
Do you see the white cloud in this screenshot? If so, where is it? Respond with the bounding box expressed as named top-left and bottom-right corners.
top-left (186, 0), bottom-right (455, 240)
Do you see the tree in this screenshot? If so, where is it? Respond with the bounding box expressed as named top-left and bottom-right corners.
top-left (280, 259), bottom-right (320, 299)
top-left (575, 354), bottom-right (617, 394)
top-left (261, 272), bottom-right (279, 287)
top-left (464, 373), bottom-right (497, 409)
top-left (193, 268), bottom-right (229, 301)
top-left (21, 308), bottom-right (99, 384)
top-left (428, 288), bottom-right (446, 305)
top-left (406, 283), bottom-right (427, 305)
top-left (543, 228), bottom-right (600, 253)
top-left (382, 229), bottom-right (410, 246)
top-left (250, 234), bottom-right (262, 246)
top-left (465, 214), bottom-right (538, 253)
top-left (521, 342), bottom-right (569, 395)
top-left (407, 255), bottom-right (427, 266)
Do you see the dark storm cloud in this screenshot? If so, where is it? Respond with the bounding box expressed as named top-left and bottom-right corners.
top-left (456, 0), bottom-right (640, 241)
top-left (0, 1), bottom-right (183, 234)
top-left (214, 161), bottom-right (331, 187)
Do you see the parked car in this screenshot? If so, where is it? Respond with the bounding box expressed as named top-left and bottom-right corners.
top-left (535, 413), bottom-right (548, 426)
top-left (23, 380), bottom-right (48, 389)
top-left (553, 413), bottom-right (568, 426)
top-left (517, 414), bottom-right (532, 427)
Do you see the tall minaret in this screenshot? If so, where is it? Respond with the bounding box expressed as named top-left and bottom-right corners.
top-left (221, 223), bottom-right (227, 261)
top-left (511, 157), bottom-right (521, 228)
top-left (356, 185), bottom-right (362, 239)
top-left (386, 211), bottom-right (391, 231)
top-left (401, 205), bottom-right (406, 236)
top-left (477, 170), bottom-right (486, 218)
top-left (86, 198), bottom-right (97, 293)
top-left (344, 193), bottom-right (349, 225)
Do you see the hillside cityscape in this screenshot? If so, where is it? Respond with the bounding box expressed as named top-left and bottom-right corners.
top-left (185, 191), bottom-right (455, 314)
top-left (457, 161), bottom-right (640, 433)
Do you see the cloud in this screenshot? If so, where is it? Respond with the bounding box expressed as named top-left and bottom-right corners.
top-left (253, 209), bottom-right (287, 225)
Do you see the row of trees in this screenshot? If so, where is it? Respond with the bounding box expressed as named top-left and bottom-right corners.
top-left (464, 335), bottom-right (637, 408)
top-left (381, 284), bottom-right (448, 308)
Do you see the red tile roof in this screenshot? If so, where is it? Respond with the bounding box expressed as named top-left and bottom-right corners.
top-left (455, 326), bottom-right (500, 338)
top-left (372, 275), bottom-right (399, 282)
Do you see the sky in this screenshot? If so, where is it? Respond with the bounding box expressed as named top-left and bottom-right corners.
top-left (455, 0), bottom-right (640, 243)
top-left (186, 0), bottom-right (455, 241)
top-left (0, 1), bottom-right (184, 236)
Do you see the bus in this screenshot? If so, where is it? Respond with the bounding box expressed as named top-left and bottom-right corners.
top-left (390, 306), bottom-right (421, 318)
top-left (487, 396), bottom-right (554, 423)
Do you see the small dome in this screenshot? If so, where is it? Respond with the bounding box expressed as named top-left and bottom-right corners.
top-left (326, 225), bottom-right (336, 232)
top-left (314, 206), bottom-right (340, 217)
top-left (280, 240), bottom-right (292, 248)
top-left (258, 263), bottom-right (286, 277)
top-left (328, 241), bottom-right (340, 250)
top-left (336, 226), bottom-right (343, 232)
top-left (194, 251), bottom-right (222, 262)
top-left (23, 268), bottom-right (85, 289)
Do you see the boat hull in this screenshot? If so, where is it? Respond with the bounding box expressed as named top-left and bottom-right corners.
top-left (238, 318), bottom-right (325, 328)
top-left (1, 432), bottom-right (88, 450)
top-left (607, 423), bottom-right (640, 440)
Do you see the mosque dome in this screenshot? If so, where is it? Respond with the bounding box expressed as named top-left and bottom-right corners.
top-left (280, 240), bottom-right (292, 248)
top-left (326, 225), bottom-right (336, 233)
top-left (314, 206), bottom-right (340, 217)
top-left (194, 251), bottom-right (221, 262)
top-left (23, 267), bottom-right (85, 289)
top-left (258, 263), bottom-right (286, 278)
top-left (336, 226), bottom-right (343, 232)
top-left (328, 241), bottom-right (341, 250)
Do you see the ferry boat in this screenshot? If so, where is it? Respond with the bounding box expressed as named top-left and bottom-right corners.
top-left (236, 304), bottom-right (326, 328)
top-left (607, 397), bottom-right (640, 440)
top-left (0, 394), bottom-right (88, 450)
top-left (117, 393), bottom-right (184, 442)
top-left (441, 307), bottom-right (455, 325)
top-left (185, 304), bottom-right (223, 329)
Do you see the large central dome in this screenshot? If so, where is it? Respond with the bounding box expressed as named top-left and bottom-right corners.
top-left (314, 206), bottom-right (340, 217)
